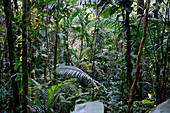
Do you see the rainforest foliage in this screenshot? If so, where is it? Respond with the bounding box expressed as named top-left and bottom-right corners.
top-left (0, 0), bottom-right (169, 113)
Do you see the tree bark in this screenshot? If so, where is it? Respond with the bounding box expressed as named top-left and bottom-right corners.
top-left (125, 5), bottom-right (133, 94)
top-left (22, 0), bottom-right (29, 112)
top-left (154, 0), bottom-right (161, 105)
top-left (3, 0), bottom-right (20, 112)
top-left (126, 0), bottom-right (150, 113)
top-left (54, 6), bottom-right (59, 83)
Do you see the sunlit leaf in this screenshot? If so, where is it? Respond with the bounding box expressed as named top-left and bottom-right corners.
top-left (142, 99), bottom-right (152, 105)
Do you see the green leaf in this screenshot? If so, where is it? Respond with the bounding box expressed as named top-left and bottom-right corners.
top-left (19, 86), bottom-right (23, 94)
top-left (72, 10), bottom-right (79, 18)
top-left (28, 79), bottom-right (34, 84)
top-left (52, 85), bottom-right (56, 92)
top-left (41, 63), bottom-right (46, 66)
top-left (29, 78), bottom-right (40, 86)
top-left (19, 66), bottom-right (22, 73)
top-left (47, 89), bottom-right (53, 108)
top-left (137, 82), bottom-right (139, 88)
top-left (80, 47), bottom-right (90, 58)
top-left (35, 100), bottom-right (41, 106)
top-left (33, 8), bottom-right (36, 13)
top-left (14, 76), bottom-right (21, 82)
top-left (47, 79), bottom-right (77, 108)
top-left (14, 61), bottom-right (22, 70)
top-left (40, 90), bottom-right (45, 100)
top-left (142, 99), bottom-right (152, 105)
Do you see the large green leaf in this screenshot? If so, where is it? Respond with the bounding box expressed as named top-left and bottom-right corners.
top-left (71, 101), bottom-right (104, 113)
top-left (47, 79), bottom-right (77, 109)
top-left (56, 65), bottom-right (107, 91)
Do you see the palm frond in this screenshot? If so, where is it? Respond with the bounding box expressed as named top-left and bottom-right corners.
top-left (56, 65), bottom-right (107, 91)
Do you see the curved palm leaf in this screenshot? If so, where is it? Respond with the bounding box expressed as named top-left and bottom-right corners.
top-left (56, 65), bottom-right (107, 91)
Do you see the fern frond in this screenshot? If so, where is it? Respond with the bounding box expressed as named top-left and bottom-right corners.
top-left (56, 65), bottom-right (107, 91)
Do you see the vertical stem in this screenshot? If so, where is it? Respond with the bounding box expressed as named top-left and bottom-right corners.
top-left (54, 13), bottom-right (59, 83)
top-left (22, 0), bottom-right (28, 111)
top-left (66, 27), bottom-right (70, 65)
top-left (80, 35), bottom-right (84, 60)
top-left (161, 0), bottom-right (169, 102)
top-left (121, 8), bottom-right (125, 102)
top-left (3, 0), bottom-right (20, 112)
top-left (44, 4), bottom-right (49, 84)
top-left (126, 7), bottom-right (132, 93)
top-left (154, 0), bottom-right (162, 105)
top-left (126, 0), bottom-right (150, 112)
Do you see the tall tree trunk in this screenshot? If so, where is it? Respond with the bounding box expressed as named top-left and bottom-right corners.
top-left (154, 0), bottom-right (161, 105)
top-left (161, 0), bottom-right (169, 102)
top-left (135, 0), bottom-right (144, 101)
top-left (22, 0), bottom-right (29, 112)
top-left (44, 4), bottom-right (49, 84)
top-left (121, 8), bottom-right (125, 102)
top-left (125, 1), bottom-right (133, 93)
top-left (134, 17), bottom-right (143, 101)
top-left (136, 0), bottom-right (144, 100)
top-left (126, 0), bottom-right (150, 112)
top-left (3, 0), bottom-right (20, 112)
top-left (54, 8), bottom-right (59, 84)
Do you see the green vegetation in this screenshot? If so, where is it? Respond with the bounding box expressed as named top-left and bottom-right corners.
top-left (0, 0), bottom-right (169, 112)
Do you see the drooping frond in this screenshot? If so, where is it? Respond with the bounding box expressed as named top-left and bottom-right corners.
top-left (56, 65), bottom-right (107, 91)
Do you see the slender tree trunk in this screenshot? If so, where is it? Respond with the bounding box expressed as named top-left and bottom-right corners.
top-left (22, 0), bottom-right (29, 112)
top-left (137, 0), bottom-right (144, 101)
top-left (161, 0), bottom-right (169, 102)
top-left (125, 4), bottom-right (133, 93)
top-left (121, 8), bottom-right (125, 102)
top-left (154, 0), bottom-right (161, 105)
top-left (66, 28), bottom-right (70, 65)
top-left (126, 0), bottom-right (150, 112)
top-left (80, 35), bottom-right (84, 60)
top-left (136, 1), bottom-right (144, 100)
top-left (44, 4), bottom-right (49, 84)
top-left (3, 0), bottom-right (20, 112)
top-left (54, 10), bottom-right (59, 83)
top-left (134, 17), bottom-right (143, 101)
